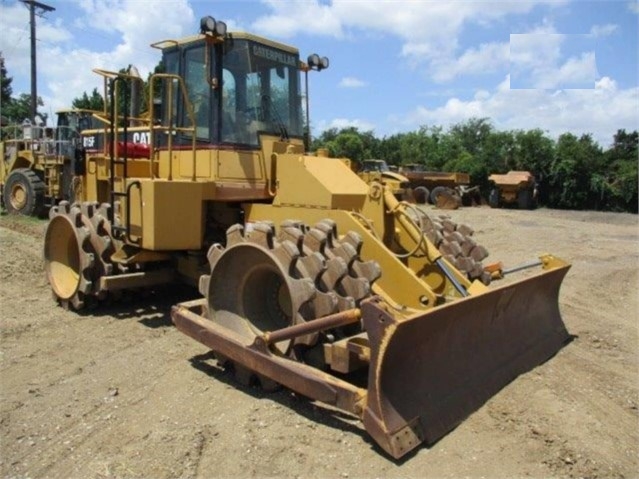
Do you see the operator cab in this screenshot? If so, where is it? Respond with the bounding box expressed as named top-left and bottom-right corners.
top-left (156, 20), bottom-right (304, 148)
top-left (361, 159), bottom-right (391, 173)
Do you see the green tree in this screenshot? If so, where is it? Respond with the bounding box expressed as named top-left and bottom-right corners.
top-left (71, 88), bottom-right (104, 111)
top-left (2, 93), bottom-right (44, 125)
top-left (397, 128), bottom-right (436, 166)
top-left (604, 129), bottom-right (638, 212)
top-left (312, 127), bottom-right (379, 164)
top-left (324, 129), bottom-right (365, 162)
top-left (1, 52), bottom-right (13, 120)
top-left (448, 117), bottom-right (493, 157)
top-left (550, 133), bottom-right (603, 209)
top-left (376, 132), bottom-right (404, 165)
top-left (510, 129), bottom-right (555, 204)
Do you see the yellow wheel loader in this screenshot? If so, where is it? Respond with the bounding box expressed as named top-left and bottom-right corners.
top-left (42, 17), bottom-right (571, 460)
top-left (0, 110), bottom-right (98, 216)
top-left (355, 159), bottom-right (412, 200)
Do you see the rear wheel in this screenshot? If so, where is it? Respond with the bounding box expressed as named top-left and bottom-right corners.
top-left (2, 168), bottom-right (45, 217)
top-left (517, 187), bottom-right (534, 209)
top-left (430, 186), bottom-right (461, 209)
top-left (414, 186), bottom-right (429, 205)
top-left (488, 188), bottom-right (500, 208)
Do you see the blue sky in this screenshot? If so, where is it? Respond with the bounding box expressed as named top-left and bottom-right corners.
top-left (1, 0), bottom-right (637, 147)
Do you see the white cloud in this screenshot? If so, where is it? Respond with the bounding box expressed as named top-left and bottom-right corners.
top-left (510, 32), bottom-right (596, 89)
top-left (251, 0), bottom-right (343, 38)
top-left (431, 42), bottom-right (510, 83)
top-left (0, 2), bottom-right (33, 77)
top-left (629, 1), bottom-right (639, 14)
top-left (252, 1), bottom-right (569, 80)
top-left (316, 117), bottom-right (376, 133)
top-left (552, 52), bottom-right (597, 88)
top-left (510, 32), bottom-right (563, 73)
top-left (0, 0), bottom-right (195, 112)
top-left (339, 77), bottom-right (367, 88)
top-left (589, 23), bottom-right (619, 37)
top-left (401, 75), bottom-right (638, 146)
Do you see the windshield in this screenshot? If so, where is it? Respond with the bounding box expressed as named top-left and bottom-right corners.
top-left (221, 39), bottom-right (303, 146)
top-left (56, 111), bottom-right (100, 136)
top-left (363, 160), bottom-right (389, 172)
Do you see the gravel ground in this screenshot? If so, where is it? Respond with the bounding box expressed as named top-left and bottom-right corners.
top-left (0, 206), bottom-right (637, 479)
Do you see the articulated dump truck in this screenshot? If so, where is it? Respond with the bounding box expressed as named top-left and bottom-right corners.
top-left (43, 17), bottom-right (571, 459)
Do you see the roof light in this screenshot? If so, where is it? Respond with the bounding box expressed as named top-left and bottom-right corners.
top-left (307, 53), bottom-right (329, 71)
top-left (215, 21), bottom-right (227, 36)
top-left (307, 54), bottom-right (320, 68)
top-left (200, 16), bottom-right (217, 34)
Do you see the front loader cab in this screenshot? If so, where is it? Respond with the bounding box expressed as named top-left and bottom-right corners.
top-left (55, 109), bottom-right (102, 159)
top-left (56, 109), bottom-right (102, 136)
top-left (155, 19), bottom-right (304, 149)
top-left (361, 159), bottom-right (391, 173)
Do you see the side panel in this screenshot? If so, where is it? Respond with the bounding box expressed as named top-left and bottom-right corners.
top-left (175, 149), bottom-right (212, 179)
top-left (218, 149), bottom-right (264, 181)
top-left (275, 154), bottom-right (368, 210)
top-left (132, 180), bottom-right (206, 250)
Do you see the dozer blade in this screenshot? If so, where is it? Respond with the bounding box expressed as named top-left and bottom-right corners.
top-left (361, 262), bottom-right (571, 459)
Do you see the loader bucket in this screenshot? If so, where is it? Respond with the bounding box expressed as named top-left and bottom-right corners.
top-left (361, 262), bottom-right (570, 459)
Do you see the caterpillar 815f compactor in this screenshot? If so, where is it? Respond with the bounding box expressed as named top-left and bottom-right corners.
top-left (43, 16), bottom-right (571, 459)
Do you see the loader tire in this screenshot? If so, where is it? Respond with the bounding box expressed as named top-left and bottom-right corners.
top-left (517, 187), bottom-right (535, 210)
top-left (431, 186), bottom-right (461, 209)
top-left (429, 186), bottom-right (447, 205)
top-left (2, 168), bottom-right (45, 217)
top-left (488, 188), bottom-right (500, 208)
top-left (413, 186), bottom-right (429, 205)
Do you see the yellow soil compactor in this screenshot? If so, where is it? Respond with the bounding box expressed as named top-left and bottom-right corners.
top-left (43, 17), bottom-right (571, 459)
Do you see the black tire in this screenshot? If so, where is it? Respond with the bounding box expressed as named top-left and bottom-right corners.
top-left (488, 188), bottom-right (500, 208)
top-left (430, 186), bottom-right (450, 205)
top-left (517, 187), bottom-right (535, 209)
top-left (414, 186), bottom-right (430, 204)
top-left (2, 168), bottom-right (46, 217)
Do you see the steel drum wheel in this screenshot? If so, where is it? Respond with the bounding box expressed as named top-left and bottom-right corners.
top-left (200, 219), bottom-right (381, 388)
top-left (44, 201), bottom-right (116, 310)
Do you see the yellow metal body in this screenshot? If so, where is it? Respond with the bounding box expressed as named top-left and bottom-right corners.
top-left (489, 170), bottom-right (536, 204)
top-left (1, 124), bottom-right (66, 204)
top-left (76, 122), bottom-right (474, 308)
top-left (399, 164), bottom-right (471, 190)
top-left (43, 25), bottom-right (571, 460)
top-left (354, 159), bottom-right (410, 199)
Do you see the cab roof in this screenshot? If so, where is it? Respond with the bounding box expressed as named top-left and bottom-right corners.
top-left (152, 31), bottom-right (299, 55)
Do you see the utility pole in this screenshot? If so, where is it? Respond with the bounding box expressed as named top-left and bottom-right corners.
top-left (22, 0), bottom-right (55, 123)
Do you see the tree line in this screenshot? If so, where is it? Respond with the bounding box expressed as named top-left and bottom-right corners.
top-left (311, 119), bottom-right (638, 213)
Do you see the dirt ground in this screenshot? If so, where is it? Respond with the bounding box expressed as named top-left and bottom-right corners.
top-left (0, 206), bottom-right (637, 479)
